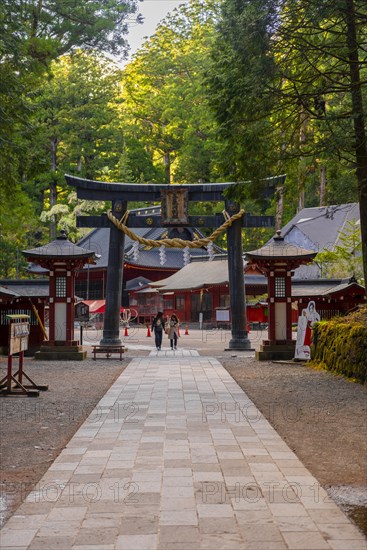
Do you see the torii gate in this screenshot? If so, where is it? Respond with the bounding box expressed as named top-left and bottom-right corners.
top-left (66, 175), bottom-right (284, 349)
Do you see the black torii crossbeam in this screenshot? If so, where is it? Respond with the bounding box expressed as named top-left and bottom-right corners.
top-left (66, 174), bottom-right (284, 349)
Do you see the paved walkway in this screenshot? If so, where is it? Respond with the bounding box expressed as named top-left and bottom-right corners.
top-left (1, 352), bottom-right (366, 549)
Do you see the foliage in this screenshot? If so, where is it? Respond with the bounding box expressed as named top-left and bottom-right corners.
top-left (206, 0), bottom-right (367, 279)
top-left (311, 311), bottom-right (367, 383)
top-left (0, 0), bottom-right (140, 265)
top-left (1, 0), bottom-right (366, 276)
top-left (120, 0), bottom-right (225, 184)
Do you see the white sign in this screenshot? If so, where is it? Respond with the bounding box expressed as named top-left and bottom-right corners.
top-left (295, 301), bottom-right (320, 360)
top-left (216, 309), bottom-right (230, 322)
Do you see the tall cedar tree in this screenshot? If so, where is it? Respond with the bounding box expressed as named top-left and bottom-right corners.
top-left (207, 0), bottom-right (367, 284)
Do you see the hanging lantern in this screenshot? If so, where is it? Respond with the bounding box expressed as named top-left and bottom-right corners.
top-left (159, 245), bottom-right (166, 266)
top-left (207, 241), bottom-right (215, 261)
top-left (183, 246), bottom-right (190, 266)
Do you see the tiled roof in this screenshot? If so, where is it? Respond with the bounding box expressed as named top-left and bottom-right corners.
top-left (150, 259), bottom-right (229, 290)
top-left (278, 203), bottom-right (360, 278)
top-left (246, 231), bottom-right (316, 261)
top-left (78, 225), bottom-right (224, 270)
top-left (24, 230), bottom-right (95, 260)
top-left (0, 286), bottom-right (19, 298)
top-left (149, 260), bottom-right (267, 291)
top-left (125, 277), bottom-right (152, 291)
top-left (0, 279), bottom-right (49, 297)
top-left (291, 278), bottom-right (365, 297)
top-left (281, 203), bottom-right (360, 252)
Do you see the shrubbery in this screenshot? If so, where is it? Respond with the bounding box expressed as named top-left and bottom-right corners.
top-left (311, 307), bottom-right (367, 383)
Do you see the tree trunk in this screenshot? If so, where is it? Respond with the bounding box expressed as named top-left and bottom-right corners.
top-left (50, 137), bottom-right (58, 240)
top-left (297, 109), bottom-right (308, 211)
top-left (164, 152), bottom-right (171, 184)
top-left (275, 185), bottom-right (284, 231)
top-left (345, 0), bottom-right (367, 286)
top-left (319, 164), bottom-right (326, 207)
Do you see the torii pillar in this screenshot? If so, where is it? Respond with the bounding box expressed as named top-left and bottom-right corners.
top-left (100, 199), bottom-right (126, 345)
top-left (226, 201), bottom-right (252, 350)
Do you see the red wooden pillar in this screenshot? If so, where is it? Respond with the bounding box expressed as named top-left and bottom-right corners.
top-left (45, 262), bottom-right (79, 343)
top-left (268, 271), bottom-right (276, 342)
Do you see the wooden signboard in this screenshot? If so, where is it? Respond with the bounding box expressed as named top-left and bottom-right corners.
top-left (9, 321), bottom-right (30, 355)
top-left (161, 188), bottom-right (189, 226)
top-left (0, 314), bottom-right (48, 397)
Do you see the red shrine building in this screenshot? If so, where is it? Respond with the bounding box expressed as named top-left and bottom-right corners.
top-left (128, 258), bottom-right (365, 326)
top-left (0, 203), bottom-right (365, 352)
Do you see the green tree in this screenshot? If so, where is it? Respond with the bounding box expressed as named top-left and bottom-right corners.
top-left (0, 0), bottom-right (140, 270)
top-left (207, 0), bottom-right (367, 282)
top-left (121, 0), bottom-right (224, 184)
top-left (34, 50), bottom-right (126, 237)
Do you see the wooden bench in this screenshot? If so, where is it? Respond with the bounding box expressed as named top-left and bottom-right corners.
top-left (92, 345), bottom-right (127, 360)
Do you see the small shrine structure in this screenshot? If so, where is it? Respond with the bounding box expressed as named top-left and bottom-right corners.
top-left (23, 230), bottom-right (96, 360)
top-left (246, 230), bottom-right (316, 360)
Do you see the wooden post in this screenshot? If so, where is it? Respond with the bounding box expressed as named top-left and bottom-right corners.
top-left (100, 200), bottom-right (126, 345)
top-left (225, 201), bottom-right (252, 350)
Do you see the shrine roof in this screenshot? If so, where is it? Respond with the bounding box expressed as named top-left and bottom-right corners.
top-left (149, 259), bottom-right (267, 291)
top-left (246, 231), bottom-right (316, 262)
top-left (0, 279), bottom-right (49, 297)
top-left (76, 225), bottom-right (224, 270)
top-left (125, 276), bottom-right (152, 291)
top-left (23, 230), bottom-right (96, 260)
top-left (281, 203), bottom-right (360, 253)
top-left (0, 286), bottom-right (19, 299)
top-left (77, 227), bottom-right (153, 269)
top-left (149, 259), bottom-right (229, 290)
top-left (323, 279), bottom-right (365, 296)
top-left (291, 278), bottom-right (365, 298)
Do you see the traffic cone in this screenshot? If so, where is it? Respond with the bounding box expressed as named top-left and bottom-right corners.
top-left (185, 324), bottom-right (189, 335)
top-left (147, 325), bottom-right (151, 337)
top-left (124, 326), bottom-right (129, 336)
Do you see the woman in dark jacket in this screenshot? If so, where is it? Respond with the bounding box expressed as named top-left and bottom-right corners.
top-left (151, 311), bottom-right (164, 350)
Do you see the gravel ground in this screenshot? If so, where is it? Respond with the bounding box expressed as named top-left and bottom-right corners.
top-left (0, 329), bottom-right (366, 535)
top-left (0, 351), bottom-right (147, 527)
top-left (221, 356), bottom-right (367, 536)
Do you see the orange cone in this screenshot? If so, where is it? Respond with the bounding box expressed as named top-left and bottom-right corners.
top-left (147, 325), bottom-right (151, 337)
top-left (124, 326), bottom-right (129, 336)
top-left (185, 324), bottom-right (189, 335)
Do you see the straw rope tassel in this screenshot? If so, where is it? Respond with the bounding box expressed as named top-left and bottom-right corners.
top-left (107, 209), bottom-right (245, 249)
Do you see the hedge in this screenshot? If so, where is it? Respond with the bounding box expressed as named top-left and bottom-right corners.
top-left (311, 315), bottom-right (367, 383)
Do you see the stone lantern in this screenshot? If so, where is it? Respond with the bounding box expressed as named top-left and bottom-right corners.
top-left (246, 231), bottom-right (316, 360)
top-left (23, 230), bottom-right (96, 360)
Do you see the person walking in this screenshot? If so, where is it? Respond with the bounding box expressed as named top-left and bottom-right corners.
top-left (151, 311), bottom-right (164, 350)
top-left (167, 313), bottom-right (179, 350)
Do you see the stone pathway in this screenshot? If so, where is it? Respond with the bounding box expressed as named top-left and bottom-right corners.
top-left (1, 353), bottom-right (366, 549)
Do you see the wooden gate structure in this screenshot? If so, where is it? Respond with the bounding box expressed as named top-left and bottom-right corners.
top-left (66, 175), bottom-right (284, 349)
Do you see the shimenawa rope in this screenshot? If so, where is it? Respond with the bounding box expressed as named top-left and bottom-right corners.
top-left (107, 209), bottom-right (245, 249)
